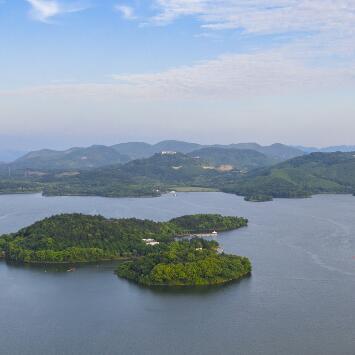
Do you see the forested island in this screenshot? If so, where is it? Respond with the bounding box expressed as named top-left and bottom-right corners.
top-left (116, 239), bottom-right (251, 286)
top-left (0, 213), bottom-right (248, 264)
top-left (0, 213), bottom-right (250, 286)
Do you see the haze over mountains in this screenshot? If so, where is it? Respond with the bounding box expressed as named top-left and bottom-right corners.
top-left (12, 145), bottom-right (131, 170)
top-left (297, 145), bottom-right (355, 153)
top-left (3, 140), bottom-right (355, 170)
top-left (2, 140), bottom-right (304, 171)
top-left (0, 150), bottom-right (26, 163)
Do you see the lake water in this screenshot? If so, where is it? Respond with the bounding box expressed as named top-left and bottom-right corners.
top-left (0, 192), bottom-right (355, 355)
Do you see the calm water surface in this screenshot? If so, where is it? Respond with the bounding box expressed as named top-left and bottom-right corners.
top-left (0, 192), bottom-right (355, 355)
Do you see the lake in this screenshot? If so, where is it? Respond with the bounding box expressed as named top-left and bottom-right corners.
top-left (0, 192), bottom-right (354, 355)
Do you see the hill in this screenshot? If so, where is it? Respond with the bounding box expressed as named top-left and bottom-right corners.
top-left (110, 142), bottom-right (153, 160)
top-left (10, 145), bottom-right (130, 171)
top-left (153, 140), bottom-right (202, 154)
top-left (40, 152), bottom-right (223, 197)
top-left (0, 152), bottom-right (220, 196)
top-left (223, 152), bottom-right (355, 199)
top-left (113, 141), bottom-right (303, 162)
top-left (297, 145), bottom-right (355, 153)
top-left (213, 143), bottom-right (304, 161)
top-left (188, 147), bottom-right (275, 171)
top-left (2, 150), bottom-right (355, 201)
top-left (6, 141), bottom-right (302, 173)
top-left (111, 140), bottom-right (202, 159)
top-left (116, 239), bottom-right (251, 286)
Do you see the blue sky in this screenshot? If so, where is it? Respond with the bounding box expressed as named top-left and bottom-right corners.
top-left (1, 0), bottom-right (355, 149)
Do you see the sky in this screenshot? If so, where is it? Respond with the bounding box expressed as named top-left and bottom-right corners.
top-left (0, 0), bottom-right (355, 150)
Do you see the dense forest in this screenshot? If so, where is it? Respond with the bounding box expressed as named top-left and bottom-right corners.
top-left (116, 238), bottom-right (252, 286)
top-left (0, 214), bottom-right (247, 264)
top-left (169, 214), bottom-right (248, 232)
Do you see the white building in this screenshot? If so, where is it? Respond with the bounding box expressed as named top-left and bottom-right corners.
top-left (142, 238), bottom-right (160, 246)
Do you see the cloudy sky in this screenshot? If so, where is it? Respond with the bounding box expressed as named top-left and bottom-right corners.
top-left (0, 0), bottom-right (355, 149)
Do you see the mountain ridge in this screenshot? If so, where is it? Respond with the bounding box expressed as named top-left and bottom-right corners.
top-left (2, 140), bottom-right (304, 172)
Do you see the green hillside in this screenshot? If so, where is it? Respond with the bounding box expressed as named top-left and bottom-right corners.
top-left (212, 143), bottom-right (304, 161)
top-left (223, 152), bottom-right (355, 199)
top-left (111, 140), bottom-right (202, 160)
top-left (116, 239), bottom-right (251, 286)
top-left (10, 145), bottom-right (130, 170)
top-left (2, 150), bottom-right (354, 201)
top-left (189, 147), bottom-right (275, 171)
top-left (41, 152), bottom-right (224, 197)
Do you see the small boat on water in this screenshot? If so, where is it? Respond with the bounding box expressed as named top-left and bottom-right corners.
top-left (67, 267), bottom-right (76, 272)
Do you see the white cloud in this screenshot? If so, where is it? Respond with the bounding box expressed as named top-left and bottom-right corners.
top-left (25, 0), bottom-right (86, 22)
top-left (150, 1), bottom-right (355, 72)
top-left (152, 0), bottom-right (355, 35)
top-left (1, 1), bottom-right (352, 102)
top-left (110, 47), bottom-right (355, 100)
top-left (115, 4), bottom-right (136, 20)
top-left (2, 43), bottom-right (355, 101)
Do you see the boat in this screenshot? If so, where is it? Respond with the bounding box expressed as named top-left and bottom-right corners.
top-left (67, 267), bottom-right (76, 272)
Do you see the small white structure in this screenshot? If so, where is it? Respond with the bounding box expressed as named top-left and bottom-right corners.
top-left (161, 151), bottom-right (177, 155)
top-left (142, 238), bottom-right (160, 246)
top-left (170, 190), bottom-right (177, 196)
top-left (212, 231), bottom-right (218, 236)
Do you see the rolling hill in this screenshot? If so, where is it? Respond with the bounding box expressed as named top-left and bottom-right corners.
top-left (212, 143), bottom-right (304, 161)
top-left (111, 140), bottom-right (202, 159)
top-left (1, 150), bottom-right (355, 200)
top-left (223, 152), bottom-right (355, 199)
top-left (8, 145), bottom-right (130, 171)
top-left (39, 152), bottom-right (223, 197)
top-left (5, 140), bottom-right (303, 173)
top-left (188, 147), bottom-right (275, 171)
top-left (297, 145), bottom-right (355, 153)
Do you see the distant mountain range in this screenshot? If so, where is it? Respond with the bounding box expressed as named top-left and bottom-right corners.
top-left (3, 142), bottom-right (354, 171)
top-left (2, 140), bottom-right (305, 172)
top-left (296, 145), bottom-right (355, 153)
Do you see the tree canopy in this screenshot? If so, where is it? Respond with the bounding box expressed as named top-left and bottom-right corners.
top-left (116, 238), bottom-right (251, 286)
top-left (0, 213), bottom-right (247, 264)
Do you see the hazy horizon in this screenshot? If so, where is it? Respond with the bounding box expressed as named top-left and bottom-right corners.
top-left (1, 135), bottom-right (355, 154)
